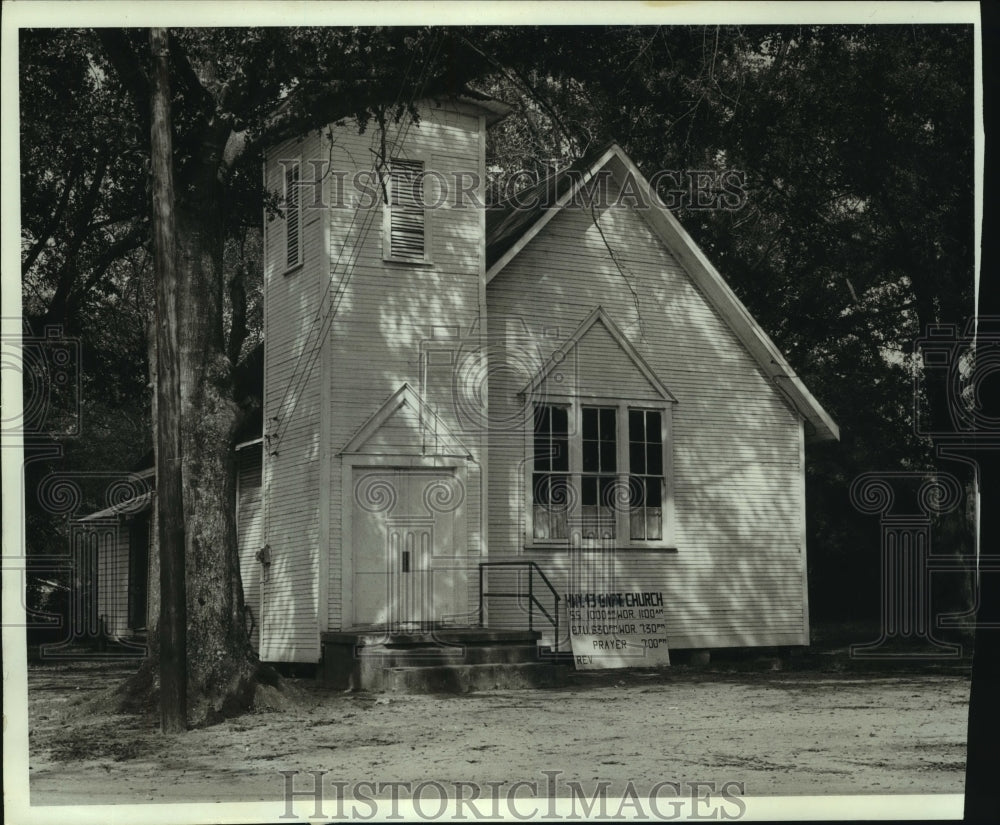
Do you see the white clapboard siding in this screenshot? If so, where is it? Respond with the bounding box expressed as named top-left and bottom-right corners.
top-left (262, 132), bottom-right (324, 662)
top-left (322, 105), bottom-right (487, 632)
top-left (237, 446), bottom-right (264, 652)
top-left (486, 170), bottom-right (808, 649)
top-left (95, 521), bottom-right (129, 638)
top-left (264, 103), bottom-right (489, 645)
top-left (573, 322), bottom-right (664, 399)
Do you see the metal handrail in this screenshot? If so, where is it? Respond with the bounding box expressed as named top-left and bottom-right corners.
top-left (478, 561), bottom-right (562, 654)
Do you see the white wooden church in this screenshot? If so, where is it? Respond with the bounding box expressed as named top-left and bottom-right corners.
top-left (78, 91), bottom-right (838, 682)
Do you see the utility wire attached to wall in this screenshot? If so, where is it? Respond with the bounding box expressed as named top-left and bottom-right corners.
top-left (266, 32), bottom-right (445, 453)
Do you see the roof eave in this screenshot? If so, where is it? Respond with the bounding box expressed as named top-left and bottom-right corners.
top-left (454, 90), bottom-right (513, 127)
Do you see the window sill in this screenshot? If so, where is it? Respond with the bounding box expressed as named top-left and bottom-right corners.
top-left (383, 255), bottom-right (433, 266)
top-left (283, 261), bottom-right (304, 277)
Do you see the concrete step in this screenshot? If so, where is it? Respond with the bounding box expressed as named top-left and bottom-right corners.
top-left (322, 628), bottom-right (542, 647)
top-left (382, 662), bottom-right (568, 694)
top-left (538, 646), bottom-right (575, 664)
top-left (353, 643), bottom-right (543, 668)
top-left (320, 628), bottom-right (558, 690)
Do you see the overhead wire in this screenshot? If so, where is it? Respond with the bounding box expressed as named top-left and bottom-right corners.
top-left (265, 40), bottom-right (424, 437)
top-left (267, 30), bottom-right (445, 451)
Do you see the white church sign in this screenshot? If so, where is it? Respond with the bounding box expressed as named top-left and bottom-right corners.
top-left (566, 591), bottom-right (671, 669)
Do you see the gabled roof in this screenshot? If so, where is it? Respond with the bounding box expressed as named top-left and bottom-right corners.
top-left (338, 383), bottom-right (474, 459)
top-left (449, 87), bottom-right (513, 127)
top-left (484, 143), bottom-right (839, 443)
top-left (77, 468), bottom-right (155, 521)
top-left (486, 143), bottom-right (613, 271)
top-left (266, 86), bottom-right (510, 154)
top-left (521, 306), bottom-right (677, 404)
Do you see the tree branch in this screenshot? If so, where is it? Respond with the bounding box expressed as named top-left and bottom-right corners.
top-left (457, 32), bottom-right (582, 156)
top-left (76, 221), bottom-right (149, 298)
top-left (95, 29), bottom-right (152, 132)
top-left (168, 32), bottom-right (215, 115)
top-left (21, 154), bottom-right (84, 276)
top-left (43, 150), bottom-right (110, 326)
top-left (220, 129), bottom-right (250, 173)
top-left (227, 261), bottom-right (248, 366)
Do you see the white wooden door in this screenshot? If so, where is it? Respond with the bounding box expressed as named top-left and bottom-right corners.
top-left (352, 468), bottom-right (465, 629)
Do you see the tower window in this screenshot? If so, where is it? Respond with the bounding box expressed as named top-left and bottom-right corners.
top-left (385, 158), bottom-right (427, 262)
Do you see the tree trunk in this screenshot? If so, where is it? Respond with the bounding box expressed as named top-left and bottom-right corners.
top-left (112, 40), bottom-right (277, 728)
top-left (149, 26), bottom-right (187, 733)
top-left (174, 182), bottom-right (269, 726)
top-left (117, 187), bottom-right (275, 728)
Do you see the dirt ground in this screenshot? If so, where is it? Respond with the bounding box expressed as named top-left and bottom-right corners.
top-left (24, 656), bottom-right (968, 808)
